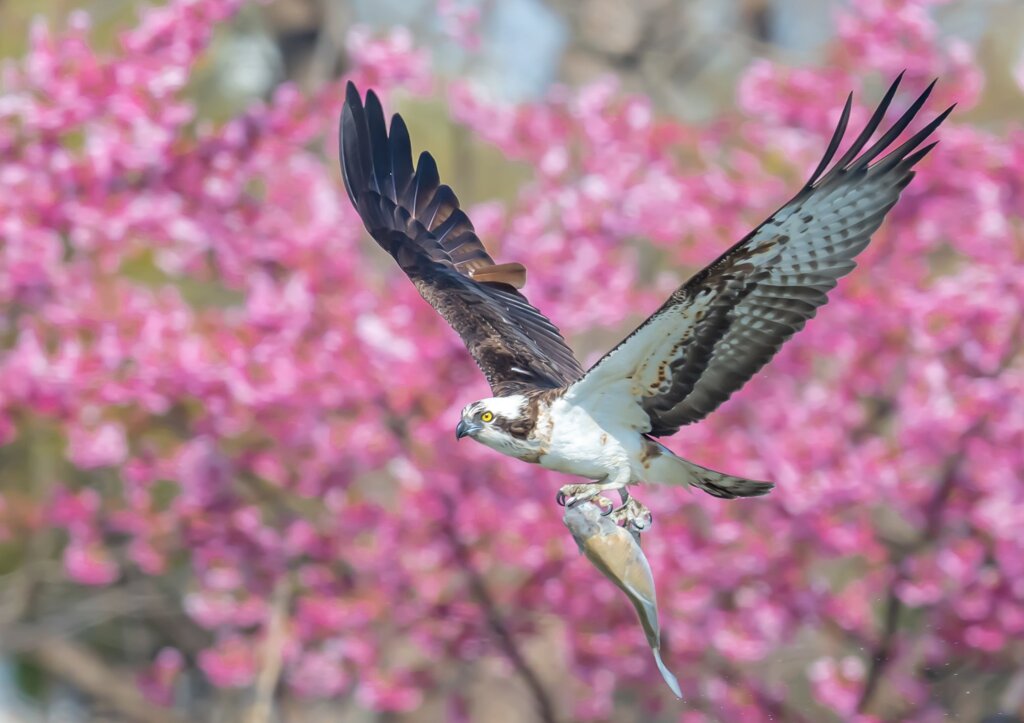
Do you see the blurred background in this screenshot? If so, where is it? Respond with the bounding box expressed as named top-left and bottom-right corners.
top-left (0, 0), bottom-right (1022, 721)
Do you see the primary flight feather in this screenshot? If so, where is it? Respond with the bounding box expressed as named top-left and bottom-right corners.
top-left (339, 76), bottom-right (952, 507)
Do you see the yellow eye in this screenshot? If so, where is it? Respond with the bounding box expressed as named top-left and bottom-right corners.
top-left (480, 411), bottom-right (494, 423)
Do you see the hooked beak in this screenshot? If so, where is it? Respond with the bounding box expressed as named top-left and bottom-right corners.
top-left (455, 419), bottom-right (480, 440)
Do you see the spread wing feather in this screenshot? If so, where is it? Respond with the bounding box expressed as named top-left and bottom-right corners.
top-left (567, 74), bottom-right (952, 436)
top-left (340, 83), bottom-right (584, 395)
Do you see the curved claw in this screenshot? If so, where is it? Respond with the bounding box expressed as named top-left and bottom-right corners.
top-left (595, 496), bottom-right (615, 516)
top-left (557, 483), bottom-right (603, 509)
top-left (630, 509), bottom-right (653, 532)
top-left (610, 498), bottom-right (653, 533)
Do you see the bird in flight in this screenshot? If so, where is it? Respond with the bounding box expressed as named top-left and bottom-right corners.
top-left (339, 75), bottom-right (952, 518)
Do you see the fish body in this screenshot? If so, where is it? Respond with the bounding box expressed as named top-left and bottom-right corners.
top-left (563, 500), bottom-right (682, 699)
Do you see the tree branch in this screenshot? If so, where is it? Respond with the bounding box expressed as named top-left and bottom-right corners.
top-left (245, 576), bottom-right (292, 723)
top-left (858, 420), bottom-right (987, 713)
top-left (0, 585), bottom-right (168, 653)
top-left (715, 661), bottom-right (816, 723)
top-left (29, 637), bottom-right (191, 723)
top-left (856, 568), bottom-right (906, 714)
top-left (441, 494), bottom-right (559, 723)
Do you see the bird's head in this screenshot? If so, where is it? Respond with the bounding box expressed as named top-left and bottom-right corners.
top-left (455, 395), bottom-right (535, 457)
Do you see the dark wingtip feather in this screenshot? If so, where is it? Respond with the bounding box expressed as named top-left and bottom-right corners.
top-left (341, 84), bottom-right (415, 215)
top-left (872, 102), bottom-right (954, 174)
top-left (899, 140), bottom-right (939, 170)
top-left (340, 83), bottom-right (379, 208)
top-left (848, 79), bottom-right (937, 172)
top-left (388, 113), bottom-right (414, 201)
top-left (817, 73), bottom-right (903, 182)
top-left (339, 86), bottom-right (364, 207)
top-left (807, 92), bottom-right (853, 187)
top-left (411, 150), bottom-right (440, 217)
top-left (344, 81), bottom-right (361, 109)
top-left (339, 106), bottom-right (353, 204)
top-left (362, 91), bottom-right (389, 196)
top-left (809, 74), bottom-right (952, 190)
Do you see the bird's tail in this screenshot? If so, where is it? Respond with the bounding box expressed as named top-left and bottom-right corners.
top-left (643, 438), bottom-right (774, 499)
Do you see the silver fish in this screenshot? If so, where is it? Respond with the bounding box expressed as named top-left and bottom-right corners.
top-left (563, 498), bottom-right (682, 699)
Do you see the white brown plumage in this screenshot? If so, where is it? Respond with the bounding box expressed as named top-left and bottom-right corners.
top-left (340, 75), bottom-right (952, 504)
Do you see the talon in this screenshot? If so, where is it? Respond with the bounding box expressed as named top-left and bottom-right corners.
top-left (595, 496), bottom-right (615, 516)
top-left (557, 483), bottom-right (601, 509)
top-left (610, 498), bottom-right (652, 533)
top-left (631, 509), bottom-right (653, 532)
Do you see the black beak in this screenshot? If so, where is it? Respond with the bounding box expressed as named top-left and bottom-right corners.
top-left (455, 419), bottom-right (471, 440)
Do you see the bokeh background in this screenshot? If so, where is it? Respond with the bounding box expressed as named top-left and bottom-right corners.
top-left (0, 0), bottom-right (1023, 721)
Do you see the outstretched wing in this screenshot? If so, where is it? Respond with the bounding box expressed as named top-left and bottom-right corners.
top-left (567, 74), bottom-right (953, 436)
top-left (340, 83), bottom-right (583, 395)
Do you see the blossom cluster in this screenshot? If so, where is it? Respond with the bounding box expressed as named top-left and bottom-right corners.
top-left (0, 0), bottom-right (1020, 720)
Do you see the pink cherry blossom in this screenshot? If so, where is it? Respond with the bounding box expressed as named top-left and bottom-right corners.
top-left (198, 636), bottom-right (258, 688)
top-left (66, 421), bottom-right (129, 468)
top-left (0, 0), bottom-right (1020, 720)
top-left (137, 647), bottom-right (185, 706)
top-left (63, 538), bottom-right (120, 586)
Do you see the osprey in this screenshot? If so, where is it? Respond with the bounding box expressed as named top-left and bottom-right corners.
top-left (339, 76), bottom-right (951, 513)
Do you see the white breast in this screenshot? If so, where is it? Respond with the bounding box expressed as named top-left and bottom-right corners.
top-left (537, 396), bottom-right (638, 481)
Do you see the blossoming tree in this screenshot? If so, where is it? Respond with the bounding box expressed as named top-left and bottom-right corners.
top-left (0, 0), bottom-right (1021, 721)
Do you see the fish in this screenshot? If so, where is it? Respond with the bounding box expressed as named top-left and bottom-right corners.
top-left (563, 498), bottom-right (682, 699)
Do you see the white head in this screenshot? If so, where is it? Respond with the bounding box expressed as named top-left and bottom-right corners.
top-left (455, 395), bottom-right (538, 459)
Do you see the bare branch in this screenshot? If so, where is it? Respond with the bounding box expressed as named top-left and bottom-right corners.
top-left (29, 637), bottom-right (191, 723)
top-left (307, 0), bottom-right (350, 89)
top-left (856, 568), bottom-right (906, 714)
top-left (999, 667), bottom-right (1024, 712)
top-left (0, 585), bottom-right (168, 653)
top-left (715, 661), bottom-right (816, 723)
top-left (0, 567), bottom-right (36, 628)
top-left (441, 494), bottom-right (560, 723)
top-left (245, 576), bottom-right (293, 723)
top-left (858, 420), bottom-right (987, 713)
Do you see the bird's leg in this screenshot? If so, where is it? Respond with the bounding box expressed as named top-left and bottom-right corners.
top-left (609, 497), bottom-right (653, 534)
top-left (556, 473), bottom-right (631, 511)
top-left (556, 483), bottom-right (602, 508)
top-left (552, 471), bottom-right (630, 509)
